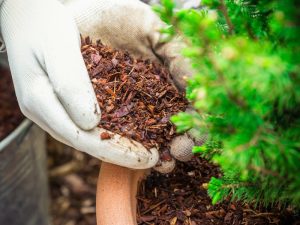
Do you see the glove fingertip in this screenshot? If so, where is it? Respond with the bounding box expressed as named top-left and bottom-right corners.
top-left (170, 134), bottom-right (194, 162)
top-left (153, 158), bottom-right (176, 174)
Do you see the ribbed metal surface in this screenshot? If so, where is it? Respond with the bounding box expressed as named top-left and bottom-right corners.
top-left (0, 123), bottom-right (49, 225)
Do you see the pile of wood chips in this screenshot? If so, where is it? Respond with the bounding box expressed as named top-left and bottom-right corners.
top-left (81, 37), bottom-right (188, 151)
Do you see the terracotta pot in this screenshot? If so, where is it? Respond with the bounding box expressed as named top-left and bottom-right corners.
top-left (96, 162), bottom-right (147, 225)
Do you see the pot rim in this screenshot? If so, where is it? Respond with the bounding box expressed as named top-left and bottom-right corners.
top-left (0, 119), bottom-right (32, 152)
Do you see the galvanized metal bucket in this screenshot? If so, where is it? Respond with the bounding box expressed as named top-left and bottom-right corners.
top-left (0, 120), bottom-right (50, 224)
top-left (0, 51), bottom-right (50, 224)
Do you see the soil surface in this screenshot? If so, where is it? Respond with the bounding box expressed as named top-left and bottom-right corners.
top-left (137, 158), bottom-right (300, 225)
top-left (48, 139), bottom-right (300, 225)
top-left (0, 66), bottom-right (23, 141)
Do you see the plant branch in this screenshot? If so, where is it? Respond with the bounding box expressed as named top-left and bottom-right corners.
top-left (219, 0), bottom-right (234, 35)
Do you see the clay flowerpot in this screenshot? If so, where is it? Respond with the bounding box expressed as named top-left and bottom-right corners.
top-left (96, 162), bottom-right (147, 225)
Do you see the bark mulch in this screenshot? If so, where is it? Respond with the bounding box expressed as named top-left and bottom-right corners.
top-left (81, 37), bottom-right (188, 152)
top-left (0, 66), bottom-right (23, 141)
top-left (137, 158), bottom-right (300, 225)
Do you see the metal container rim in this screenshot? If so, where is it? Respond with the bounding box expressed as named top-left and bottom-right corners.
top-left (0, 119), bottom-right (32, 152)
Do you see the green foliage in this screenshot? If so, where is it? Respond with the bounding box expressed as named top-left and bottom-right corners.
top-left (155, 0), bottom-right (300, 207)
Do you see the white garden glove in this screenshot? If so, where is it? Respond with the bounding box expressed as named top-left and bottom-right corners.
top-left (65, 0), bottom-right (204, 173)
top-left (0, 0), bottom-right (159, 169)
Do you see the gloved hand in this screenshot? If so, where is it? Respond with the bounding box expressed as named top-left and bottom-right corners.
top-left (0, 0), bottom-right (159, 169)
top-left (65, 0), bottom-right (205, 173)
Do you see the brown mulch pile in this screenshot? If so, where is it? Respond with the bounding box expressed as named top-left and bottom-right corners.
top-left (137, 157), bottom-right (300, 225)
top-left (0, 66), bottom-right (23, 141)
top-left (81, 37), bottom-right (188, 151)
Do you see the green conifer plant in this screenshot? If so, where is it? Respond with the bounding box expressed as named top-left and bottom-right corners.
top-left (155, 0), bottom-right (300, 207)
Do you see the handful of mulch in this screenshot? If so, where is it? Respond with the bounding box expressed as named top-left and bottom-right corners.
top-left (81, 37), bottom-right (188, 153)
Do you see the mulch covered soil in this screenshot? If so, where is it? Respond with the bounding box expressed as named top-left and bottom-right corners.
top-left (0, 66), bottom-right (23, 141)
top-left (81, 37), bottom-right (188, 151)
top-left (137, 158), bottom-right (300, 225)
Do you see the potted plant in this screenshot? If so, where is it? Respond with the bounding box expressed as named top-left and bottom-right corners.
top-left (94, 0), bottom-right (300, 224)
